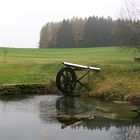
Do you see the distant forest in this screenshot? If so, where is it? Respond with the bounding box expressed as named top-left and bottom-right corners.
top-left (39, 16), bottom-right (140, 48)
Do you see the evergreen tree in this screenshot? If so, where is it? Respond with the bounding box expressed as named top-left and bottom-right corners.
top-left (57, 19), bottom-right (73, 48)
top-left (39, 16), bottom-right (140, 49)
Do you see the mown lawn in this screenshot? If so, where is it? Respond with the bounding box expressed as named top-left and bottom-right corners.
top-left (0, 47), bottom-right (140, 100)
top-left (0, 47), bottom-right (139, 84)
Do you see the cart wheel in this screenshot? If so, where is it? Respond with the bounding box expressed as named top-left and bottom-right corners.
top-left (56, 67), bottom-right (77, 94)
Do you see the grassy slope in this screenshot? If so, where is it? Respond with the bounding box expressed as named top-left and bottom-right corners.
top-left (0, 47), bottom-right (140, 100)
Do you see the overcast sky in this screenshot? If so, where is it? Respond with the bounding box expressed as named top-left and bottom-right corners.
top-left (0, 0), bottom-right (125, 48)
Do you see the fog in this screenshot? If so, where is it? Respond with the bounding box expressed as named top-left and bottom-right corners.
top-left (0, 0), bottom-right (124, 48)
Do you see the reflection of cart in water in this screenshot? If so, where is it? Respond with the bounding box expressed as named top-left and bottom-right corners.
top-left (56, 62), bottom-right (101, 96)
top-left (39, 96), bottom-right (140, 130)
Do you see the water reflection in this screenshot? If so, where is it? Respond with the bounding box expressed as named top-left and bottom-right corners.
top-left (39, 96), bottom-right (140, 128)
top-left (112, 126), bottom-right (140, 140)
top-left (39, 96), bottom-right (140, 140)
top-left (72, 117), bottom-right (140, 130)
top-left (56, 97), bottom-right (76, 115)
top-left (39, 96), bottom-right (59, 123)
top-left (0, 95), bottom-right (139, 140)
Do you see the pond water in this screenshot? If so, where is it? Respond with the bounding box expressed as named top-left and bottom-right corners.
top-left (0, 95), bottom-right (139, 140)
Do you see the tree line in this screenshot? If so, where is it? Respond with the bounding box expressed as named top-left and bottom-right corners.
top-left (39, 16), bottom-right (140, 48)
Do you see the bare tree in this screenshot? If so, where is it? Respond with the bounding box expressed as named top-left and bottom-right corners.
top-left (2, 47), bottom-right (8, 63)
top-left (119, 0), bottom-right (140, 20)
top-left (117, 0), bottom-right (140, 51)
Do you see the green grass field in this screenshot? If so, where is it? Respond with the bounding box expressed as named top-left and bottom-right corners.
top-left (0, 47), bottom-right (140, 100)
top-left (0, 47), bottom-right (139, 66)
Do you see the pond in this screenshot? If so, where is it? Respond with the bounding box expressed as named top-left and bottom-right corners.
top-left (0, 95), bottom-right (139, 140)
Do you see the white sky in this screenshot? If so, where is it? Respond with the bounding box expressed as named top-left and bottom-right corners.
top-left (0, 0), bottom-right (124, 48)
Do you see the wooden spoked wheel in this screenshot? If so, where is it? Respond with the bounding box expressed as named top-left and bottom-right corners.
top-left (56, 67), bottom-right (77, 94)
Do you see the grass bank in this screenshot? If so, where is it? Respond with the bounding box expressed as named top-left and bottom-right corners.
top-left (0, 47), bottom-right (140, 101)
top-left (88, 66), bottom-right (140, 101)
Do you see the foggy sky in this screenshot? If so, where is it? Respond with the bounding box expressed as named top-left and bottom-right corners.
top-left (0, 0), bottom-right (124, 48)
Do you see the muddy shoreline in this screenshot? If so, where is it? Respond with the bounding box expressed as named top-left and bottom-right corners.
top-left (0, 83), bottom-right (54, 95)
top-left (0, 83), bottom-right (140, 105)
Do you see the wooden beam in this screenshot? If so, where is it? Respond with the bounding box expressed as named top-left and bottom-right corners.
top-left (63, 61), bottom-right (101, 71)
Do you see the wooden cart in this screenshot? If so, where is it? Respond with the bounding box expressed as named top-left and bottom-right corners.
top-left (56, 62), bottom-right (101, 96)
